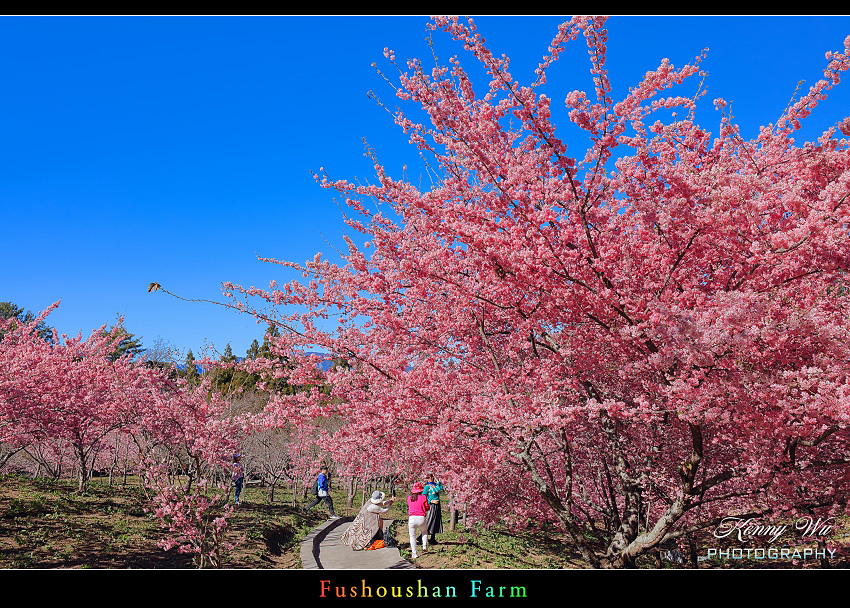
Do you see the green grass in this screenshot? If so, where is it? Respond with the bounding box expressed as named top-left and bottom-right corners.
top-left (0, 473), bottom-right (306, 569)
top-left (2, 474), bottom-right (846, 569)
top-left (0, 475), bottom-right (582, 569)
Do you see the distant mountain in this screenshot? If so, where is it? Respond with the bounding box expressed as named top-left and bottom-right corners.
top-left (304, 351), bottom-right (334, 371)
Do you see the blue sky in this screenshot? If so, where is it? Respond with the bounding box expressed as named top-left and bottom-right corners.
top-left (2, 15), bottom-right (849, 360)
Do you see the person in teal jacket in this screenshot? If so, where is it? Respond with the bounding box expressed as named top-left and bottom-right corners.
top-left (423, 475), bottom-right (444, 545)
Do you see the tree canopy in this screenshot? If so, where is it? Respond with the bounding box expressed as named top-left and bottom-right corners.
top-left (0, 301), bottom-right (53, 343)
top-left (218, 17), bottom-right (850, 567)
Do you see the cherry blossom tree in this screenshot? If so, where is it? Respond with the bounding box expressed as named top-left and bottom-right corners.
top-left (144, 461), bottom-right (244, 569)
top-left (186, 16), bottom-right (850, 567)
top-left (1, 304), bottom-right (248, 566)
top-left (129, 363), bottom-right (248, 568)
top-left (0, 303), bottom-right (157, 492)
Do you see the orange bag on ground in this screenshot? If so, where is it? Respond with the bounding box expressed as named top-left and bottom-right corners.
top-left (365, 539), bottom-right (385, 550)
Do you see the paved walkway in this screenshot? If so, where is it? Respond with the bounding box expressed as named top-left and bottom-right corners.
top-left (301, 516), bottom-right (416, 569)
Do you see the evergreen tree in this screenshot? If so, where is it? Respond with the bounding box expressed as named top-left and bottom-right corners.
top-left (210, 341), bottom-right (243, 395)
top-left (258, 325), bottom-right (280, 358)
top-left (255, 325), bottom-right (294, 395)
top-left (183, 349), bottom-right (200, 384)
top-left (102, 326), bottom-right (145, 362)
top-left (212, 329), bottom-right (296, 396)
top-left (246, 339), bottom-right (260, 360)
top-left (0, 301), bottom-right (53, 343)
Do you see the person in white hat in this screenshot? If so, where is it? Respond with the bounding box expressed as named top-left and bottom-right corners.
top-left (340, 490), bottom-right (396, 550)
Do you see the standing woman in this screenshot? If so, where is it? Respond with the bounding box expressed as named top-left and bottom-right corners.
top-left (423, 475), bottom-right (444, 545)
top-left (407, 481), bottom-right (429, 559)
top-left (231, 454), bottom-right (244, 505)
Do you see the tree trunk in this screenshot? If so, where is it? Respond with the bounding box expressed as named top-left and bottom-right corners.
top-left (184, 454), bottom-right (201, 494)
top-left (449, 507), bottom-right (459, 531)
top-left (184, 471), bottom-right (195, 495)
top-left (89, 445), bottom-right (101, 482)
top-left (72, 442), bottom-right (90, 494)
top-left (687, 535), bottom-right (699, 568)
top-left (346, 476), bottom-right (358, 508)
top-left (819, 539), bottom-right (831, 569)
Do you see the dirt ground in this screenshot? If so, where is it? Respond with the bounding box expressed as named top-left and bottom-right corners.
top-left (2, 475), bottom-right (848, 570)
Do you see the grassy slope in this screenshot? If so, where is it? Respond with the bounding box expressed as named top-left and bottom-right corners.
top-left (0, 474), bottom-right (846, 569)
top-left (0, 474), bottom-right (578, 569)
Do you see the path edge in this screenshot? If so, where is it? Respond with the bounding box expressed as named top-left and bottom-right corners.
top-left (300, 516), bottom-right (354, 569)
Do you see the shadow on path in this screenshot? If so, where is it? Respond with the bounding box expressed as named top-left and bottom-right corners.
top-left (301, 517), bottom-right (416, 569)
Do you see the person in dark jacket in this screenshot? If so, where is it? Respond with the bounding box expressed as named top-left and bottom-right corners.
top-left (303, 465), bottom-right (339, 518)
top-left (231, 454), bottom-right (245, 505)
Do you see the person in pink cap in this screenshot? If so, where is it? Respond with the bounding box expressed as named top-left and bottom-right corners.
top-left (407, 481), bottom-right (430, 558)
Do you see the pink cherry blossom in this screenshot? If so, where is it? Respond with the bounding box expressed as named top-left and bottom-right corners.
top-left (140, 17), bottom-right (850, 568)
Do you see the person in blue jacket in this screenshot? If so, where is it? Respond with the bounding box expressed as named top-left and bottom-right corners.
top-left (303, 465), bottom-right (339, 519)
